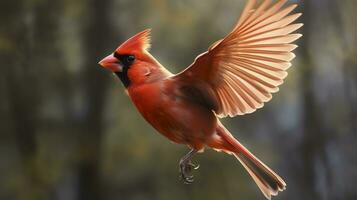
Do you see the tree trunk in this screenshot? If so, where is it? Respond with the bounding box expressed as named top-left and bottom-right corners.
top-left (298, 1), bottom-right (332, 199)
top-left (2, 0), bottom-right (63, 199)
top-left (77, 0), bottom-right (116, 199)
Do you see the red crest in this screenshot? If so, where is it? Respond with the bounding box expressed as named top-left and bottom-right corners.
top-left (115, 29), bottom-right (151, 54)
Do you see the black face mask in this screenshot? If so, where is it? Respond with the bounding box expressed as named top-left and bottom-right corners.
top-left (113, 53), bottom-right (135, 88)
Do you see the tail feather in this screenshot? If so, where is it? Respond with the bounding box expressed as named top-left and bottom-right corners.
top-left (214, 123), bottom-right (286, 199)
top-left (234, 152), bottom-right (286, 199)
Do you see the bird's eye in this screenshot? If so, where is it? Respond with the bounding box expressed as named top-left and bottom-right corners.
top-left (115, 54), bottom-right (136, 67)
top-left (126, 55), bottom-right (135, 63)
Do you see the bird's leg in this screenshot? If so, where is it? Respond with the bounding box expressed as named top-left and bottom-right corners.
top-left (179, 149), bottom-right (199, 184)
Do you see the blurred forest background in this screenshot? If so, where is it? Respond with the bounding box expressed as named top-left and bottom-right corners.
top-left (1, 0), bottom-right (357, 200)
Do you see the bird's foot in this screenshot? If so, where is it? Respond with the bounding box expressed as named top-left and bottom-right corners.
top-left (179, 159), bottom-right (200, 184)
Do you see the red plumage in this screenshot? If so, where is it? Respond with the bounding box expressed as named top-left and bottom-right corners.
top-left (99, 0), bottom-right (302, 199)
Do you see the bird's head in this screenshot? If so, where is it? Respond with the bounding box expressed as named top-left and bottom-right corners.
top-left (99, 29), bottom-right (162, 87)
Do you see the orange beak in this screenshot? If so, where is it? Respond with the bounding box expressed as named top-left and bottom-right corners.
top-left (98, 54), bottom-right (122, 72)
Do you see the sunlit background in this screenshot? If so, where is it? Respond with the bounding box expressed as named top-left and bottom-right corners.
top-left (1, 0), bottom-right (357, 200)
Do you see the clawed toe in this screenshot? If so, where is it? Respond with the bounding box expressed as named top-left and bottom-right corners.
top-left (179, 160), bottom-right (199, 184)
top-left (189, 162), bottom-right (200, 170)
top-left (178, 149), bottom-right (199, 184)
top-left (183, 176), bottom-right (194, 184)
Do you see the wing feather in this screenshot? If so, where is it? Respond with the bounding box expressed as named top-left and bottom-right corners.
top-left (235, 0), bottom-right (257, 29)
top-left (224, 73), bottom-right (257, 110)
top-left (174, 0), bottom-right (302, 117)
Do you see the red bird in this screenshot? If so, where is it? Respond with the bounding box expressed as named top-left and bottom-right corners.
top-left (99, 0), bottom-right (302, 199)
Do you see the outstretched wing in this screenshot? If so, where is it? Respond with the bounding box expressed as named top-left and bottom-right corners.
top-left (173, 0), bottom-right (303, 117)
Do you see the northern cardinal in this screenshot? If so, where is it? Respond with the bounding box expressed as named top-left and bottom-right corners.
top-left (99, 0), bottom-right (302, 199)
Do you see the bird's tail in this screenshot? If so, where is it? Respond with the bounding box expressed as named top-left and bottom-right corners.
top-left (211, 123), bottom-right (286, 200)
